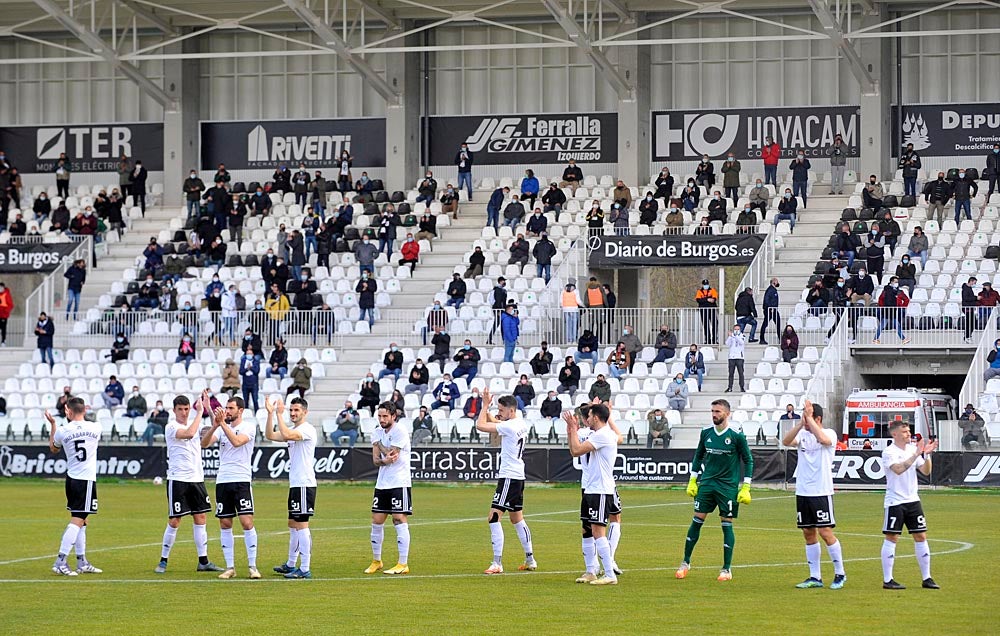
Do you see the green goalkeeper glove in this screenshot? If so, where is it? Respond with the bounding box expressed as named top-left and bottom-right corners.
top-left (685, 476), bottom-right (699, 498)
top-left (737, 483), bottom-right (752, 505)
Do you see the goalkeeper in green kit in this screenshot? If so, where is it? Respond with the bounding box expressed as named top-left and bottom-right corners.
top-left (675, 398), bottom-right (754, 582)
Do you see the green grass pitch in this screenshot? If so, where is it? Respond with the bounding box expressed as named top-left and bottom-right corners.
top-left (0, 480), bottom-right (995, 635)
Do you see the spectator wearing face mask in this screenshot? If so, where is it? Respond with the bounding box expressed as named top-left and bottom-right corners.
top-left (464, 246), bottom-right (486, 279)
top-left (353, 235), bottom-right (379, 276)
top-left (556, 357), bottom-right (580, 396)
top-left (695, 279), bottom-right (719, 343)
top-left (354, 171), bottom-right (375, 203)
top-left (846, 268), bottom-right (875, 307)
top-left (748, 180), bottom-right (769, 218)
top-left (404, 359), bottom-right (430, 395)
top-left (519, 169), bottom-right (540, 209)
top-left (358, 374), bottom-right (380, 415)
top-left (356, 271), bottom-right (378, 327)
top-left (879, 211), bottom-right (901, 256)
top-left (239, 347), bottom-right (261, 411)
top-left (585, 200), bottom-right (605, 238)
top-left (735, 204), bottom-right (757, 234)
top-left (978, 282), bottom-right (1000, 326)
top-left (780, 325), bottom-right (799, 363)
top-left (176, 332), bottom-right (196, 370)
top-left (133, 275), bottom-right (161, 310)
top-left (530, 341), bottom-right (553, 376)
top-left (683, 345), bottom-right (705, 391)
top-left (647, 409), bottom-right (672, 447)
top-left (921, 173), bottom-right (952, 225)
top-left (560, 160), bottom-right (583, 193)
top-left (507, 234), bottom-right (530, 273)
top-left (183, 169), bottom-right (206, 219)
top-left (221, 359), bottom-right (241, 397)
top-left (440, 184), bottom-right (459, 219)
top-left (143, 401), bottom-right (170, 446)
top-left (399, 233), bottom-right (420, 273)
top-left (532, 234), bottom-right (557, 284)
top-left (609, 202), bottom-right (630, 236)
top-left (431, 374), bottom-right (460, 410)
top-left (286, 358), bottom-right (312, 400)
top-left (952, 169), bottom-right (978, 222)
top-left (452, 340), bottom-right (481, 382)
top-left (503, 196), bottom-right (525, 229)
top-left (331, 402), bottom-right (361, 447)
top-left (680, 183), bottom-right (700, 213)
top-left (898, 143), bottom-right (921, 198)
top-left (707, 191), bottom-right (727, 224)
top-left (664, 204), bottom-right (684, 231)
top-left (33, 191), bottom-right (52, 222)
top-left (416, 171), bottom-right (437, 210)
top-left (896, 255), bottom-right (917, 297)
top-left (725, 324), bottom-right (747, 393)
top-left (874, 276), bottom-right (909, 344)
top-left (667, 374), bottom-right (689, 411)
top-left (415, 212), bottom-right (437, 243)
top-left (108, 331), bottom-right (130, 363)
top-left (721, 153), bottom-right (741, 205)
top-left (486, 185), bottom-right (509, 231)
top-left (455, 143), bottom-right (474, 200)
top-left (250, 186), bottom-right (272, 215)
top-left (638, 191), bottom-right (659, 227)
top-left (541, 183), bottom-right (565, 215)
top-left (789, 150), bottom-right (811, 207)
top-left (378, 343), bottom-right (404, 381)
top-left (654, 167), bottom-right (674, 199)
top-left (619, 325), bottom-right (643, 373)
top-left (864, 223), bottom-right (887, 284)
top-left (863, 175), bottom-right (885, 213)
top-left (695, 155), bottom-right (715, 190)
top-left (775, 188), bottom-right (797, 231)
top-left (311, 171), bottom-right (327, 216)
top-left (986, 143), bottom-right (1000, 200)
top-left (526, 208), bottom-right (548, 237)
top-left (428, 325), bottom-right (451, 372)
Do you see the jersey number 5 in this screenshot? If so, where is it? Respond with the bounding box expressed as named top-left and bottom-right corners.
top-left (73, 439), bottom-right (87, 462)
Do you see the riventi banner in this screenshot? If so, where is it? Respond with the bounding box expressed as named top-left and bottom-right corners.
top-left (894, 103), bottom-right (1000, 157)
top-left (0, 123), bottom-right (164, 172)
top-left (425, 113), bottom-right (618, 165)
top-left (0, 242), bottom-right (79, 273)
top-left (651, 106), bottom-right (860, 162)
top-left (199, 119), bottom-right (386, 170)
top-left (587, 234), bottom-right (765, 268)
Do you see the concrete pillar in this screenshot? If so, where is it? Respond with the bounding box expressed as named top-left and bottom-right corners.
top-left (858, 6), bottom-right (892, 182)
top-left (161, 37), bottom-right (200, 207)
top-left (385, 28), bottom-right (420, 192)
top-left (615, 15), bottom-right (650, 188)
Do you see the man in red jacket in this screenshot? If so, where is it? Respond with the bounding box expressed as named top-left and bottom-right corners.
top-left (0, 281), bottom-right (12, 346)
top-left (762, 136), bottom-right (781, 187)
top-left (398, 232), bottom-right (420, 273)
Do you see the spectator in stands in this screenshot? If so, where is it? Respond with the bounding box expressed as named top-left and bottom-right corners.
top-left (664, 204), bottom-right (684, 230)
top-left (862, 174), bottom-right (885, 213)
top-left (463, 388), bottom-right (484, 419)
top-left (287, 230), bottom-right (306, 281)
top-left (879, 210), bottom-right (901, 256)
top-left (609, 202), bottom-right (629, 236)
top-left (62, 258), bottom-right (86, 320)
top-left (984, 341), bottom-right (1000, 383)
top-left (324, 402), bottom-right (360, 447)
top-left (863, 223), bottom-right (886, 284)
top-left (291, 164), bottom-right (311, 208)
top-left (898, 143), bottom-right (921, 198)
top-left (175, 332), bottom-right (195, 370)
top-left (775, 188), bottom-right (797, 231)
top-left (847, 268), bottom-right (874, 307)
top-left (985, 143), bottom-right (1000, 199)
top-left (276, 222), bottom-right (290, 260)
top-left (414, 212), bottom-right (437, 243)
top-left (821, 133), bottom-right (847, 195)
top-left (353, 236), bottom-right (379, 276)
top-left (667, 373), bottom-right (690, 411)
top-left (229, 194), bottom-right (248, 246)
top-left (205, 236), bottom-right (226, 270)
top-left (541, 183), bottom-right (565, 215)
top-left (779, 404), bottom-right (801, 426)
top-left (421, 301), bottom-right (449, 347)
top-left (440, 183), bottom-right (459, 219)
top-left (735, 287), bottom-right (759, 342)
top-left (560, 160), bottom-right (583, 193)
top-left (464, 246), bottom-right (486, 279)
top-left (240, 348), bottom-right (261, 412)
top-left (638, 191), bottom-right (659, 227)
top-left (54, 386), bottom-right (72, 418)
top-left (519, 169), bottom-right (540, 208)
top-left (429, 325), bottom-right (451, 372)
top-left (124, 385), bottom-right (146, 420)
top-left (32, 311), bottom-right (54, 368)
top-left (695, 154), bottom-right (715, 190)
top-left (647, 409), bottom-right (672, 448)
top-left (761, 136), bottom-right (781, 186)
top-left (651, 325), bottom-right (677, 363)
top-left (33, 191), bottom-right (51, 222)
top-left (210, 163), bottom-right (230, 188)
top-left (100, 375), bottom-right (124, 409)
top-left (725, 324), bottom-right (747, 393)
top-left (695, 279), bottom-right (719, 343)
top-left (403, 358), bottom-right (430, 395)
top-left (411, 407), bottom-right (437, 446)
top-left (392, 231), bottom-right (419, 274)
top-left (557, 356), bottom-right (580, 396)
top-left (654, 167), bottom-right (674, 199)
top-left (735, 204), bottom-right (757, 234)
top-left (264, 340), bottom-right (289, 380)
top-left (953, 169), bottom-right (978, 222)
top-left (416, 171), bottom-right (437, 210)
top-left (312, 170), bottom-right (327, 216)
top-left (486, 278), bottom-right (509, 345)
top-left (922, 172), bottom-right (951, 225)
top-left (431, 373), bottom-right (460, 410)
top-left (588, 374), bottom-right (612, 402)
top-left (53, 153), bottom-right (71, 198)
top-left (204, 273), bottom-right (224, 299)
top-left (680, 182), bottom-right (699, 213)
top-left (69, 209), bottom-right (96, 238)
top-left (721, 153), bottom-right (741, 205)
top-left (358, 374), bottom-right (380, 415)
top-left (526, 341), bottom-right (552, 376)
top-left (301, 209), bottom-right (319, 259)
top-left (574, 329), bottom-right (599, 364)
top-left (142, 238), bottom-right (163, 273)
top-left (620, 325), bottom-right (642, 372)
top-left (506, 234), bottom-right (530, 273)
top-left (389, 389), bottom-right (405, 414)
top-left (896, 255), bottom-right (917, 297)
top-left (204, 179), bottom-right (233, 233)
top-left (50, 200), bottom-right (70, 232)
top-left (453, 142), bottom-right (474, 201)
top-left (606, 342), bottom-right (630, 380)
top-left (446, 272), bottom-right (467, 308)
top-left (806, 279), bottom-right (830, 316)
top-left (683, 344), bottom-right (705, 391)
top-left (356, 272), bottom-right (378, 328)
top-left (822, 258), bottom-right (845, 289)
top-left (108, 332), bottom-right (129, 363)
top-left (979, 282), bottom-right (1000, 326)
top-left (486, 185), bottom-right (509, 231)
top-left (695, 216), bottom-right (712, 234)
top-left (501, 304), bottom-right (520, 363)
top-left (286, 359), bottom-right (312, 400)
top-left (331, 151), bottom-right (350, 193)
top-left (586, 200), bottom-right (605, 237)
top-left (183, 169), bottom-right (205, 219)
top-left (329, 201), bottom-right (353, 241)
top-left (0, 282), bottom-right (13, 346)
top-left (264, 282), bottom-right (290, 345)
top-left (532, 233), bottom-right (557, 284)
top-left (143, 401), bottom-right (169, 446)
top-left (221, 359), bottom-right (240, 397)
top-left (874, 276), bottom-right (909, 344)
top-left (960, 411), bottom-right (987, 449)
top-left (560, 281), bottom-right (582, 343)
top-left (378, 343), bottom-right (404, 381)
top-left (834, 223), bottom-right (860, 270)
top-left (527, 208), bottom-right (548, 237)
top-left (250, 185), bottom-right (272, 215)
top-left (452, 339), bottom-right (481, 382)
top-left (239, 328), bottom-right (263, 361)
top-left (789, 150), bottom-right (811, 208)
top-left (503, 196), bottom-right (525, 229)
top-left (962, 276), bottom-right (979, 343)
top-left (509, 375), bottom-right (535, 416)
top-left (780, 324), bottom-right (800, 363)
top-left (205, 287), bottom-right (224, 343)
top-left (611, 179), bottom-right (631, 208)
top-left (539, 390), bottom-right (562, 424)
top-left (5, 212), bottom-right (25, 236)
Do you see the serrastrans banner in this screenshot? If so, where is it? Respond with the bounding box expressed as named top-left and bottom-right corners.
top-left (0, 242), bottom-right (80, 273)
top-left (587, 233), bottom-right (765, 268)
top-left (425, 113), bottom-right (618, 165)
top-left (651, 106), bottom-right (860, 162)
top-left (0, 123), bottom-right (164, 172)
top-left (352, 447), bottom-right (549, 483)
top-left (200, 118), bottom-right (386, 170)
top-left (893, 103), bottom-right (1000, 157)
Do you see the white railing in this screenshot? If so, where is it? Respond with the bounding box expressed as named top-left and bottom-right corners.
top-left (959, 307), bottom-right (1000, 413)
top-left (796, 310), bottom-right (850, 435)
top-left (20, 236), bottom-right (92, 346)
top-left (734, 228), bottom-right (775, 302)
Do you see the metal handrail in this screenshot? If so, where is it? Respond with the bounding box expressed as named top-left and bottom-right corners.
top-left (20, 236), bottom-right (92, 346)
top-left (959, 306), bottom-right (1000, 413)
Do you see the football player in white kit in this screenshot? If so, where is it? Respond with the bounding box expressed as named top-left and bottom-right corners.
top-left (880, 419), bottom-right (939, 590)
top-left (781, 401), bottom-right (847, 589)
top-left (156, 392), bottom-right (224, 574)
top-left (475, 389), bottom-right (536, 574)
top-left (365, 401), bottom-right (412, 576)
top-left (46, 398), bottom-right (103, 576)
top-left (200, 397), bottom-right (260, 579)
top-left (565, 402), bottom-right (619, 586)
top-left (265, 396), bottom-right (318, 579)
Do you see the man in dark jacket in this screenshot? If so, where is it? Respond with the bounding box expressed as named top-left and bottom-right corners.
top-left (404, 359), bottom-right (430, 395)
top-left (532, 233), bottom-right (557, 283)
top-left (272, 165), bottom-right (291, 192)
top-left (806, 280), bottom-right (830, 315)
top-left (922, 172), bottom-right (953, 225)
top-left (378, 343), bottom-right (405, 381)
top-left (588, 374), bottom-right (612, 402)
top-left (735, 287), bottom-right (759, 342)
top-left (526, 209), bottom-right (548, 236)
top-left (556, 357), bottom-right (580, 396)
top-left (508, 235), bottom-right (529, 272)
top-left (452, 339), bottom-right (480, 382)
top-left (35, 312), bottom-right (55, 367)
top-left (847, 269), bottom-right (875, 306)
top-left (446, 272), bottom-right (467, 308)
top-left (63, 258), bottom-right (86, 319)
top-left (653, 325), bottom-right (677, 363)
top-left (760, 278), bottom-right (780, 345)
top-left (834, 223), bottom-right (861, 270)
top-left (487, 277), bottom-right (508, 345)
top-left (183, 169), bottom-right (205, 219)
top-left (428, 326), bottom-right (451, 372)
top-left (987, 143), bottom-right (1000, 199)
top-left (789, 150), bottom-right (811, 207)
top-left (356, 273), bottom-right (377, 327)
top-left (898, 143), bottom-right (921, 198)
top-left (541, 183), bottom-right (566, 214)
top-left (574, 329), bottom-right (599, 365)
top-left (952, 169), bottom-right (978, 222)
top-left (250, 186), bottom-right (272, 215)
top-left (530, 341), bottom-right (553, 375)
top-left (416, 172), bottom-right (438, 210)
top-left (292, 164), bottom-right (311, 208)
top-left (963, 276), bottom-right (979, 343)
top-left (203, 179), bottom-right (233, 233)
top-left (455, 143), bottom-right (474, 201)
top-left (879, 210), bottom-right (902, 256)
top-left (559, 160), bottom-right (583, 193)
top-left (131, 160), bottom-right (148, 213)
top-left (486, 186), bottom-right (508, 230)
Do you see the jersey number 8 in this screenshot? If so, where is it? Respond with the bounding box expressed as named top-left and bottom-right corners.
top-left (173, 501), bottom-right (182, 513)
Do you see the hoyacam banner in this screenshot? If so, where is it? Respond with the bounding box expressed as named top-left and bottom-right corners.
top-left (894, 103), bottom-right (1000, 157)
top-left (0, 242), bottom-right (79, 273)
top-left (200, 118), bottom-right (386, 170)
top-left (425, 113), bottom-right (618, 165)
top-left (651, 106), bottom-right (860, 161)
top-left (0, 123), bottom-right (164, 172)
top-left (587, 234), bottom-right (765, 268)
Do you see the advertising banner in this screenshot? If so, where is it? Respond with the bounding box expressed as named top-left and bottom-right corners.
top-left (651, 106), bottom-right (860, 162)
top-left (0, 242), bottom-right (81, 273)
top-left (893, 103), bottom-right (1000, 157)
top-left (0, 444), bottom-right (165, 479)
top-left (0, 123), bottom-right (164, 172)
top-left (425, 113), bottom-right (618, 165)
top-left (200, 118), bottom-right (386, 170)
top-left (959, 453), bottom-right (1000, 486)
top-left (587, 233), bottom-right (765, 268)
top-left (547, 448), bottom-right (695, 484)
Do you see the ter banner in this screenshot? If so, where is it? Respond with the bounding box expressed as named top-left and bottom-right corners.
top-left (587, 234), bottom-right (765, 268)
top-left (0, 242), bottom-right (79, 273)
top-left (651, 106), bottom-right (860, 162)
top-left (893, 103), bottom-right (1000, 157)
top-left (0, 123), bottom-right (164, 172)
top-left (425, 113), bottom-right (618, 165)
top-left (200, 118), bottom-right (386, 170)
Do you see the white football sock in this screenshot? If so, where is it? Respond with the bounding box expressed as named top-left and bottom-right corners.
top-left (881, 539), bottom-right (896, 582)
top-left (74, 525), bottom-right (87, 561)
top-left (582, 536), bottom-right (598, 574)
top-left (395, 523), bottom-right (410, 564)
top-left (298, 528), bottom-right (311, 572)
top-left (58, 523), bottom-right (80, 559)
top-left (827, 540), bottom-right (845, 576)
top-left (287, 528), bottom-right (299, 567)
top-left (244, 528), bottom-right (258, 568)
top-left (805, 542), bottom-right (822, 580)
top-left (607, 521), bottom-right (621, 559)
top-left (371, 523), bottom-right (384, 561)
top-left (513, 520), bottom-right (533, 559)
top-left (595, 536), bottom-right (616, 580)
top-left (915, 540), bottom-right (931, 580)
top-left (193, 524), bottom-right (209, 558)
top-left (220, 528), bottom-right (235, 569)
top-left (489, 522), bottom-right (504, 564)
top-left (161, 525), bottom-right (177, 559)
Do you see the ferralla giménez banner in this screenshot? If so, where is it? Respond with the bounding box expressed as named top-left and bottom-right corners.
top-left (0, 123), bottom-right (164, 172)
top-left (893, 103), bottom-right (1000, 157)
top-left (651, 106), bottom-right (860, 162)
top-left (587, 234), bottom-right (765, 268)
top-left (0, 242), bottom-right (79, 273)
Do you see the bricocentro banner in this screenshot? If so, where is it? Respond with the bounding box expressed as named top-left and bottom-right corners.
top-left (587, 233), bottom-right (765, 268)
top-left (0, 242), bottom-right (80, 273)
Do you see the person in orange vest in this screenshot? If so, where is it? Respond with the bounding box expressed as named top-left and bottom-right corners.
top-left (562, 280), bottom-right (583, 343)
top-left (0, 281), bottom-right (12, 346)
top-left (583, 277), bottom-right (607, 342)
top-left (695, 279), bottom-right (719, 343)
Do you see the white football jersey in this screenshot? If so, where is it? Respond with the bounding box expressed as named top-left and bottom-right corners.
top-left (212, 420), bottom-right (257, 484)
top-left (166, 419), bottom-right (205, 483)
top-left (287, 422), bottom-right (317, 488)
top-left (583, 425), bottom-right (618, 495)
top-left (881, 442), bottom-right (924, 507)
top-left (373, 423), bottom-right (411, 489)
top-left (496, 416), bottom-right (529, 480)
top-left (578, 427), bottom-right (592, 488)
top-left (53, 420), bottom-right (102, 481)
top-left (793, 427), bottom-right (835, 497)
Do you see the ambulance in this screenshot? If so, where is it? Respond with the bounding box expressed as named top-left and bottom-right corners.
top-left (841, 389), bottom-right (955, 450)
